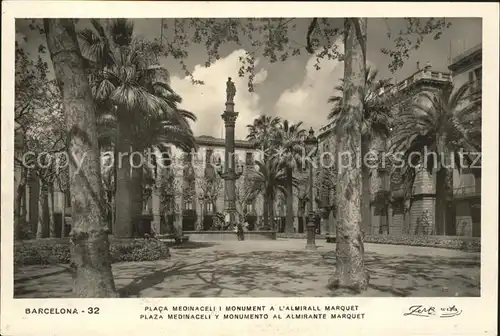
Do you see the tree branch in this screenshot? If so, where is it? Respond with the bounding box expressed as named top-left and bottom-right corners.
top-left (306, 18), bottom-right (318, 54)
top-left (351, 18), bottom-right (367, 63)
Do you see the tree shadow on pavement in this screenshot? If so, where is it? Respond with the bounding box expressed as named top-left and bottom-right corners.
top-left (14, 245), bottom-right (480, 298)
top-left (322, 251), bottom-right (480, 297)
top-left (117, 250), bottom-right (331, 297)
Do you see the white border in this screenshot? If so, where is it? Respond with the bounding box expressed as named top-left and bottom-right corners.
top-left (2, 2), bottom-right (498, 335)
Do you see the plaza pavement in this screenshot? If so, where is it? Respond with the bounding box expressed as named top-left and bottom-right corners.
top-left (14, 239), bottom-right (480, 298)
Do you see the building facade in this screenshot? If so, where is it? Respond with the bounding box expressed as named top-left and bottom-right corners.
top-left (316, 48), bottom-right (482, 238)
top-left (447, 44), bottom-right (482, 237)
top-left (144, 135), bottom-right (321, 234)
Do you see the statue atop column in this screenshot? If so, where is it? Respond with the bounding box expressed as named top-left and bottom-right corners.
top-left (226, 77), bottom-right (236, 102)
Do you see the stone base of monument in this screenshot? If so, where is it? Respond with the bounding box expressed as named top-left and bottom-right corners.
top-left (183, 230), bottom-right (277, 241)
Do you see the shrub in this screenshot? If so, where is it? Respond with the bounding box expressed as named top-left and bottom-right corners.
top-left (276, 233), bottom-right (480, 252)
top-left (14, 237), bottom-right (171, 266)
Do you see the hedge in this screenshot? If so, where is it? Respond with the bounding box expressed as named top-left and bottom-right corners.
top-left (276, 233), bottom-right (481, 252)
top-left (14, 237), bottom-right (171, 266)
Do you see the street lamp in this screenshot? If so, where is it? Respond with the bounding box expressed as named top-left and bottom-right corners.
top-left (216, 159), bottom-right (244, 179)
top-left (304, 127), bottom-right (318, 250)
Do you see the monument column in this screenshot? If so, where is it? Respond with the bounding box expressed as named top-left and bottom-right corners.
top-left (219, 77), bottom-right (242, 227)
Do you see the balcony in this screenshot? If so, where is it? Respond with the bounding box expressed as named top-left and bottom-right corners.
top-left (388, 69), bottom-right (451, 95)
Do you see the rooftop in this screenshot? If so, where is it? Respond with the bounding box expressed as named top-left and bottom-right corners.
top-left (448, 43), bottom-right (482, 73)
top-left (317, 66), bottom-right (451, 137)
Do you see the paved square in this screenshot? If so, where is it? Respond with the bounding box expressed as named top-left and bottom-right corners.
top-left (14, 239), bottom-right (480, 298)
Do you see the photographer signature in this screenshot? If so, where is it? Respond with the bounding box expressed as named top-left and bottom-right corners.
top-left (403, 305), bottom-right (462, 318)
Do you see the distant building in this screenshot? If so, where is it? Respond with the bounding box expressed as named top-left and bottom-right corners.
top-left (149, 135), bottom-right (320, 234)
top-left (144, 135), bottom-right (265, 234)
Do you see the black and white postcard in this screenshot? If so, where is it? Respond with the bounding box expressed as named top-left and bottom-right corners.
top-left (1, 2), bottom-right (498, 335)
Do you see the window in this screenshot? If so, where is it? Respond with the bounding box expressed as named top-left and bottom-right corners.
top-left (65, 190), bottom-right (71, 207)
top-left (245, 152), bottom-right (253, 165)
top-left (205, 202), bottom-right (213, 213)
top-left (160, 148), bottom-right (171, 168)
top-left (205, 148), bottom-right (213, 164)
top-left (184, 200), bottom-right (193, 210)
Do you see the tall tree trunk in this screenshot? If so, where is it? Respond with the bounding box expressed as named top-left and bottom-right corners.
top-left (106, 190), bottom-right (113, 232)
top-left (44, 19), bottom-right (117, 297)
top-left (269, 196), bottom-right (276, 230)
top-left (285, 166), bottom-right (294, 233)
top-left (61, 192), bottom-right (66, 238)
top-left (14, 168), bottom-right (27, 240)
top-left (48, 184), bottom-right (56, 238)
top-left (30, 177), bottom-right (40, 235)
top-left (130, 147), bottom-right (144, 237)
top-left (36, 180), bottom-right (45, 239)
top-left (114, 124), bottom-right (143, 238)
top-left (263, 194), bottom-right (270, 229)
top-left (435, 167), bottom-right (448, 235)
top-left (369, 135), bottom-right (387, 234)
top-left (361, 138), bottom-right (371, 235)
top-left (328, 18), bottom-right (369, 292)
top-left (434, 139), bottom-right (448, 236)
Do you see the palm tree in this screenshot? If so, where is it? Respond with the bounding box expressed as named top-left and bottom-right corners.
top-left (274, 120), bottom-right (306, 233)
top-left (247, 158), bottom-right (297, 229)
top-left (79, 19), bottom-right (195, 238)
top-left (390, 82), bottom-right (481, 235)
top-left (328, 66), bottom-right (393, 235)
top-left (97, 104), bottom-right (197, 236)
top-left (246, 115), bottom-right (281, 156)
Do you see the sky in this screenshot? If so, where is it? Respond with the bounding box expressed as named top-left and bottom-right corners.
top-left (16, 18), bottom-right (482, 140)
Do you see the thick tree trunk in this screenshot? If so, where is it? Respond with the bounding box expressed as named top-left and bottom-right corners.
top-left (44, 19), bottom-right (117, 297)
top-left (328, 18), bottom-right (369, 292)
top-left (36, 181), bottom-right (45, 239)
top-left (48, 185), bottom-right (56, 238)
top-left (285, 166), bottom-right (295, 233)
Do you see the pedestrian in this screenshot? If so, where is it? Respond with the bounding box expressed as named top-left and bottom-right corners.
top-left (237, 222), bottom-right (245, 241)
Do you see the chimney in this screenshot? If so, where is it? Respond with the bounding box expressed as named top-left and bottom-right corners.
top-left (417, 61), bottom-right (420, 70)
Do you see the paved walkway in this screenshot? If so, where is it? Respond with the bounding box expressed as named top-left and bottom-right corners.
top-left (14, 239), bottom-right (480, 298)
